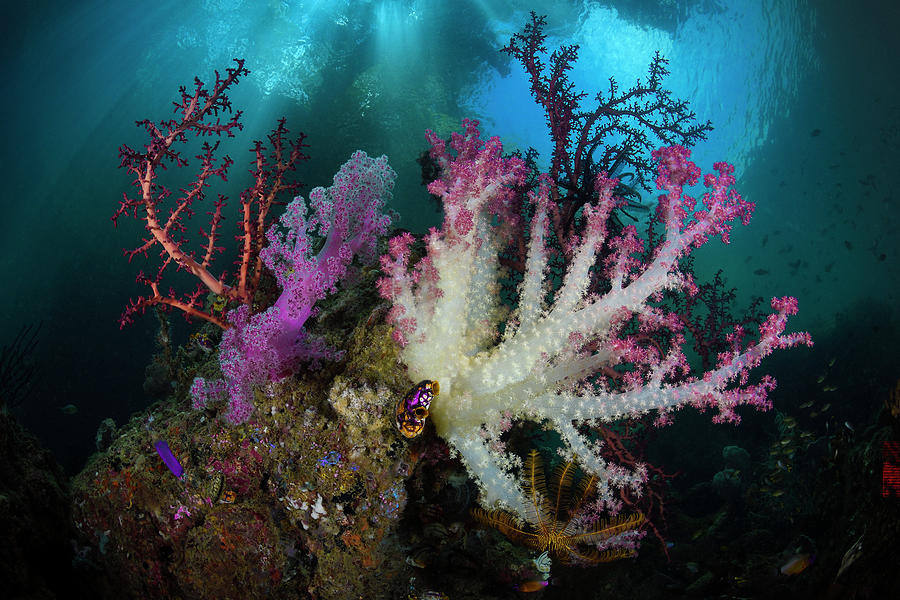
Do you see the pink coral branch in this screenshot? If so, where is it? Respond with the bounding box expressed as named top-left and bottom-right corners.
top-left (114, 59), bottom-right (308, 329)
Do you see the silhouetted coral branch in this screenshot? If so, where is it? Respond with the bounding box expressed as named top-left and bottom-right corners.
top-left (0, 322), bottom-right (41, 412)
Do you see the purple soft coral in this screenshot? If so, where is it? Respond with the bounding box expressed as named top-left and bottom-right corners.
top-left (260, 150), bottom-right (394, 357)
top-left (194, 151), bottom-right (395, 424)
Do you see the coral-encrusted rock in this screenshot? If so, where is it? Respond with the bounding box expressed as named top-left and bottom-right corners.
top-left (70, 317), bottom-right (417, 599)
top-left (177, 505), bottom-right (284, 596)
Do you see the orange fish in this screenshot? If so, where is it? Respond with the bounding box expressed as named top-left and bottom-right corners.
top-left (780, 553), bottom-right (814, 575)
top-left (514, 580), bottom-right (549, 592)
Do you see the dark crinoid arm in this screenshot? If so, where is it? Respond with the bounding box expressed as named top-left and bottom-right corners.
top-left (470, 507), bottom-right (544, 551)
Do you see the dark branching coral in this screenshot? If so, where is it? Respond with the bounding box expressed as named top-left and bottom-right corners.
top-left (0, 322), bottom-right (41, 412)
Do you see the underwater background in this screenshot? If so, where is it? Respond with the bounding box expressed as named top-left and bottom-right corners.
top-left (0, 0), bottom-right (898, 598)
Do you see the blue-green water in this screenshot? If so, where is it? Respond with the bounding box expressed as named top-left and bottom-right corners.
top-left (0, 4), bottom-right (897, 596)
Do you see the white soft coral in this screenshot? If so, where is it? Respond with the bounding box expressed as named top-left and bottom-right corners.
top-left (379, 120), bottom-right (811, 520)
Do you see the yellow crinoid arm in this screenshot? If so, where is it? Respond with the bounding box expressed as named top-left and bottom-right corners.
top-left (548, 458), bottom-right (577, 521)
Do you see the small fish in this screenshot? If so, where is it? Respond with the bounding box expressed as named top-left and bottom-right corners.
top-left (799, 401), bottom-right (814, 409)
top-left (835, 534), bottom-right (864, 580)
top-left (754, 268), bottom-right (770, 276)
top-left (822, 386), bottom-right (838, 392)
top-left (405, 554), bottom-right (427, 568)
top-left (514, 580), bottom-right (549, 592)
top-left (58, 404), bottom-right (78, 415)
top-left (827, 357), bottom-right (835, 367)
top-left (772, 490), bottom-right (785, 497)
top-left (844, 421), bottom-right (854, 432)
top-left (780, 553), bottom-right (814, 575)
top-left (816, 375), bottom-right (826, 384)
